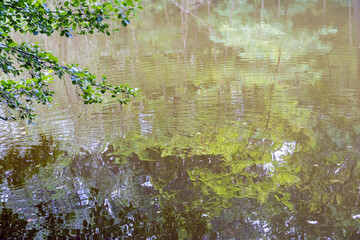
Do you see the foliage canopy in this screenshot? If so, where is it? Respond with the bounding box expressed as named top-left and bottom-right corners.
top-left (0, 0), bottom-right (141, 122)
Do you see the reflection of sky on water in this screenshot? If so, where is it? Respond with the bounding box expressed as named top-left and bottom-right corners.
top-left (0, 182), bottom-right (10, 202)
top-left (140, 176), bottom-right (153, 188)
top-left (272, 141), bottom-right (296, 162)
top-left (138, 112), bottom-right (154, 135)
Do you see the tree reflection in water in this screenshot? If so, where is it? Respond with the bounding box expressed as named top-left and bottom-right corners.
top-left (2, 0), bottom-right (360, 239)
top-left (0, 133), bottom-right (360, 239)
top-left (0, 137), bottom-right (210, 239)
top-left (0, 199), bottom-right (208, 239)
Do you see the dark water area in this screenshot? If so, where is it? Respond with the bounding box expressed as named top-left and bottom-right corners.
top-left (2, 0), bottom-right (360, 239)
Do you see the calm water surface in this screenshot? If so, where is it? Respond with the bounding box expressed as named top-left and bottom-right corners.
top-left (2, 0), bottom-right (360, 239)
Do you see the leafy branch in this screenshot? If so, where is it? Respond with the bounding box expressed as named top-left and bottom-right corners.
top-left (0, 0), bottom-right (142, 122)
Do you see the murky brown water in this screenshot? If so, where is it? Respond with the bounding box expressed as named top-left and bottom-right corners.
top-left (2, 0), bottom-right (360, 239)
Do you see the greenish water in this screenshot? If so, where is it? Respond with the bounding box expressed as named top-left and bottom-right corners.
top-left (2, 0), bottom-right (360, 239)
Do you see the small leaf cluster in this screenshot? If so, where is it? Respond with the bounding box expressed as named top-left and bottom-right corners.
top-left (0, 0), bottom-right (141, 123)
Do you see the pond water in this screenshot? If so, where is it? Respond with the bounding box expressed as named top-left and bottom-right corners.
top-left (2, 0), bottom-right (360, 239)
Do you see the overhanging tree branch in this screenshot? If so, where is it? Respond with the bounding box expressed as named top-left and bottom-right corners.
top-left (0, 0), bottom-right (142, 123)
